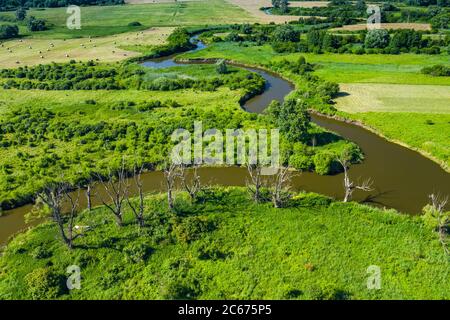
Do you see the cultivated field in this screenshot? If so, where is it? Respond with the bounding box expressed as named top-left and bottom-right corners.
top-left (0, 0), bottom-right (257, 39)
top-left (332, 23), bottom-right (432, 31)
top-left (0, 27), bottom-right (173, 68)
top-left (335, 83), bottom-right (450, 113)
top-left (225, 0), bottom-right (311, 23)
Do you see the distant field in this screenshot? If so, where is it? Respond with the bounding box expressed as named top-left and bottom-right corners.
top-left (225, 0), bottom-right (310, 23)
top-left (331, 23), bottom-right (431, 31)
top-left (351, 112), bottom-right (450, 170)
top-left (0, 27), bottom-right (172, 68)
top-left (0, 1), bottom-right (257, 39)
top-left (182, 42), bottom-right (450, 85)
top-left (335, 84), bottom-right (450, 113)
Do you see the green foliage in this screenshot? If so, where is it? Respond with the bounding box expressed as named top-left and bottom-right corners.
top-left (421, 64), bottom-right (450, 77)
top-left (24, 267), bottom-right (63, 300)
top-left (313, 151), bottom-right (336, 175)
top-left (1, 187), bottom-right (449, 300)
top-left (15, 7), bottom-right (26, 21)
top-left (173, 216), bottom-right (217, 244)
top-left (0, 24), bottom-right (18, 39)
top-left (364, 29), bottom-right (390, 49)
top-left (27, 16), bottom-right (47, 32)
top-left (215, 59), bottom-right (228, 75)
top-left (272, 24), bottom-right (300, 42)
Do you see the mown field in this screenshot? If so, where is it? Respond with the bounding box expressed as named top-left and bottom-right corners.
top-left (0, 27), bottom-right (173, 68)
top-left (335, 84), bottom-right (450, 113)
top-left (0, 0), bottom-right (256, 39)
top-left (0, 187), bottom-right (448, 300)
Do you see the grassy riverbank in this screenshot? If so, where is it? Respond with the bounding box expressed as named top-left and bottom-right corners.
top-left (0, 187), bottom-right (448, 300)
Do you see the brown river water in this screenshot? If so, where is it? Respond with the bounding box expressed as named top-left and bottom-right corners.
top-left (1, 39), bottom-right (449, 247)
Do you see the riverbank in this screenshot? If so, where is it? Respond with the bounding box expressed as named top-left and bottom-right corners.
top-left (1, 187), bottom-right (448, 300)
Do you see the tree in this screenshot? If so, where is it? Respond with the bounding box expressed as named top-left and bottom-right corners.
top-left (336, 153), bottom-right (373, 202)
top-left (181, 165), bottom-right (202, 202)
top-left (126, 165), bottom-right (146, 228)
top-left (269, 166), bottom-right (292, 208)
top-left (364, 29), bottom-right (390, 49)
top-left (272, 24), bottom-right (300, 42)
top-left (273, 98), bottom-right (311, 143)
top-left (272, 0), bottom-right (289, 14)
top-left (0, 24), bottom-right (19, 39)
top-left (36, 182), bottom-right (82, 249)
top-left (424, 194), bottom-right (449, 255)
top-left (15, 7), bottom-right (26, 21)
top-left (164, 162), bottom-right (182, 210)
top-left (246, 163), bottom-right (264, 203)
top-left (96, 161), bottom-right (128, 227)
top-left (216, 59), bottom-right (228, 74)
top-left (27, 16), bottom-right (47, 32)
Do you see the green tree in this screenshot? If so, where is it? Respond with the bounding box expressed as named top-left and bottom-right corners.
top-left (364, 29), bottom-right (390, 48)
top-left (0, 24), bottom-right (19, 39)
top-left (272, 98), bottom-right (311, 143)
top-left (216, 59), bottom-right (228, 74)
top-left (272, 24), bottom-right (300, 42)
top-left (15, 7), bottom-right (26, 21)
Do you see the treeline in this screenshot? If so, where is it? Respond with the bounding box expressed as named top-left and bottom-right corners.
top-left (213, 24), bottom-right (448, 54)
top-left (271, 0), bottom-right (449, 28)
top-left (0, 0), bottom-right (124, 10)
top-left (0, 60), bottom-right (266, 94)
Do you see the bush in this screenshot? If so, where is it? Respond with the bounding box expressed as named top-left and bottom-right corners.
top-left (25, 267), bottom-right (63, 300)
top-left (364, 29), bottom-right (389, 49)
top-left (0, 24), bottom-right (19, 39)
top-left (421, 65), bottom-right (450, 77)
top-left (123, 242), bottom-right (153, 263)
top-left (173, 216), bottom-right (216, 244)
top-left (128, 21), bottom-right (142, 27)
top-left (27, 17), bottom-right (47, 32)
top-left (313, 152), bottom-right (335, 175)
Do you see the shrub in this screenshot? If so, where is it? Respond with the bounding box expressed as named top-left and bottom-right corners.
top-left (0, 24), bottom-right (19, 39)
top-left (313, 152), bottom-right (335, 175)
top-left (25, 267), bottom-right (63, 300)
top-left (123, 242), bottom-right (153, 263)
top-left (128, 21), bottom-right (142, 27)
top-left (364, 29), bottom-right (389, 49)
top-left (173, 216), bottom-right (217, 244)
top-left (421, 65), bottom-right (450, 77)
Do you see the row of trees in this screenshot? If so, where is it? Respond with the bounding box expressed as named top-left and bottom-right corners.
top-left (0, 0), bottom-right (124, 10)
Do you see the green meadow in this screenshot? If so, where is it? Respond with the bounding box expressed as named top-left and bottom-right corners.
top-left (0, 0), bottom-right (256, 39)
top-left (0, 187), bottom-right (448, 300)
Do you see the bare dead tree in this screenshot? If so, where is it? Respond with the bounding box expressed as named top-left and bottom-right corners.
top-left (181, 165), bottom-right (202, 202)
top-left (270, 166), bottom-right (292, 208)
top-left (337, 155), bottom-right (373, 202)
top-left (63, 188), bottom-right (82, 249)
top-left (37, 183), bottom-right (70, 247)
top-left (96, 161), bottom-right (128, 226)
top-left (126, 165), bottom-right (145, 228)
top-left (429, 193), bottom-right (449, 255)
top-left (164, 162), bottom-right (182, 210)
top-left (246, 163), bottom-right (263, 203)
top-left (86, 181), bottom-right (92, 211)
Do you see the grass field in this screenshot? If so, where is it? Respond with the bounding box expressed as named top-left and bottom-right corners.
top-left (181, 42), bottom-right (450, 85)
top-left (335, 84), bottom-right (450, 113)
top-left (0, 27), bottom-right (173, 68)
top-left (1, 187), bottom-right (448, 299)
top-left (350, 113), bottom-right (450, 170)
top-left (0, 0), bottom-right (257, 39)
